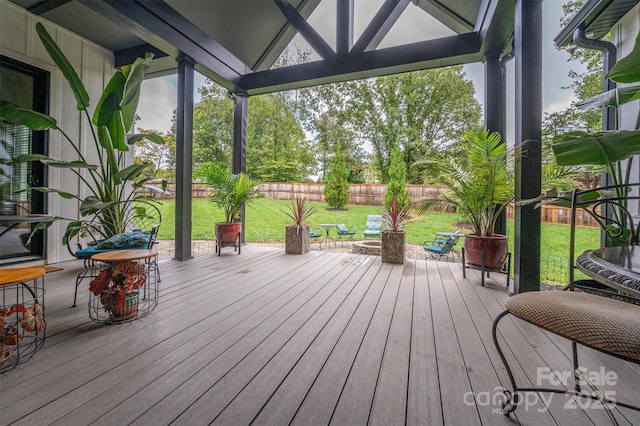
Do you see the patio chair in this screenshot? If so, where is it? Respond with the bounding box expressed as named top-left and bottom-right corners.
top-left (309, 226), bottom-right (322, 248)
top-left (65, 200), bottom-right (161, 307)
top-left (335, 224), bottom-right (356, 245)
top-left (423, 234), bottom-right (459, 261)
top-left (363, 215), bottom-right (383, 239)
top-left (492, 184), bottom-right (640, 422)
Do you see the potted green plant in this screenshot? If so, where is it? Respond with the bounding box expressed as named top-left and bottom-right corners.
top-left (415, 130), bottom-right (514, 268)
top-left (283, 198), bottom-right (318, 254)
top-left (381, 198), bottom-right (408, 264)
top-left (0, 23), bottom-right (166, 242)
top-left (194, 163), bottom-right (263, 244)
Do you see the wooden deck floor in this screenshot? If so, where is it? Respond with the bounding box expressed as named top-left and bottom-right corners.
top-left (2, 245), bottom-right (639, 425)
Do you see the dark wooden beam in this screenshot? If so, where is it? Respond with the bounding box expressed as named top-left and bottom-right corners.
top-left (114, 44), bottom-right (169, 68)
top-left (79, 0), bottom-right (248, 92)
top-left (174, 55), bottom-right (195, 261)
top-left (253, 0), bottom-right (322, 71)
top-left (240, 32), bottom-right (481, 95)
top-left (232, 93), bottom-right (248, 244)
top-left (28, 0), bottom-right (72, 15)
top-left (474, 0), bottom-right (513, 56)
top-left (513, 0), bottom-right (542, 293)
top-left (336, 0), bottom-right (354, 56)
top-left (351, 0), bottom-right (409, 55)
top-left (485, 52), bottom-right (507, 235)
top-left (418, 0), bottom-right (474, 33)
top-left (273, 0), bottom-right (335, 60)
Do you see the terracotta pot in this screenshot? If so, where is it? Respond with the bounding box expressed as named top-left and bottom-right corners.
top-left (286, 225), bottom-right (310, 254)
top-left (110, 292), bottom-right (139, 321)
top-left (464, 234), bottom-right (508, 269)
top-left (215, 222), bottom-right (242, 244)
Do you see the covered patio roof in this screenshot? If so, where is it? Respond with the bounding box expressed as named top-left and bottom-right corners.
top-left (8, 0), bottom-right (543, 292)
top-left (10, 0), bottom-right (514, 94)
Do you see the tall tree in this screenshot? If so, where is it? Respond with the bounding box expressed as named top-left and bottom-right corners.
top-left (323, 147), bottom-right (350, 209)
top-left (301, 82), bottom-right (367, 183)
top-left (192, 82), bottom-right (234, 168)
top-left (348, 66), bottom-right (482, 183)
top-left (385, 147), bottom-right (412, 210)
top-left (247, 91), bottom-right (315, 182)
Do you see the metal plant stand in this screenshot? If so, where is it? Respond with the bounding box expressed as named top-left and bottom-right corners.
top-left (0, 267), bottom-right (46, 373)
top-left (461, 247), bottom-right (511, 287)
top-left (89, 249), bottom-right (159, 324)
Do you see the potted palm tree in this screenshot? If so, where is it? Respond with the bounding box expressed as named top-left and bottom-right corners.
top-left (415, 130), bottom-right (514, 269)
top-left (381, 198), bottom-right (409, 264)
top-left (194, 163), bottom-right (263, 245)
top-left (283, 198), bottom-right (318, 254)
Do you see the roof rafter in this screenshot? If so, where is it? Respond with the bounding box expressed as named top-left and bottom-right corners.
top-left (416, 0), bottom-right (474, 33)
top-left (114, 43), bottom-right (169, 68)
top-left (239, 32), bottom-right (482, 95)
top-left (336, 0), bottom-right (354, 56)
top-left (79, 0), bottom-right (249, 91)
top-left (273, 0), bottom-right (335, 60)
top-left (28, 0), bottom-right (72, 15)
top-left (253, 0), bottom-right (322, 71)
top-left (351, 0), bottom-right (410, 55)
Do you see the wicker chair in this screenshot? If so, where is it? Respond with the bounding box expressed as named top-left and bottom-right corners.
top-left (65, 200), bottom-right (161, 307)
top-left (492, 184), bottom-right (640, 422)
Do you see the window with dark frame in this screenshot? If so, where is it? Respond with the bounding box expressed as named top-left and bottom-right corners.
top-left (0, 55), bottom-right (49, 264)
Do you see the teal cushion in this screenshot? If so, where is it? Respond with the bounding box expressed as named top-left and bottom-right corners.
top-left (94, 231), bottom-right (150, 250)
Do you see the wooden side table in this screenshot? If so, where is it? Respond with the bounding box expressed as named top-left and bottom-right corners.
top-left (0, 266), bottom-right (46, 373)
top-left (89, 249), bottom-right (159, 324)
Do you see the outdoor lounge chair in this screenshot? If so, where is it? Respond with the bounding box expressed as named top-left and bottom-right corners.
top-left (336, 224), bottom-right (356, 244)
top-left (363, 215), bottom-right (382, 239)
top-left (492, 184), bottom-right (640, 421)
top-left (423, 234), bottom-right (459, 261)
top-left (309, 226), bottom-right (322, 247)
top-left (65, 200), bottom-right (161, 307)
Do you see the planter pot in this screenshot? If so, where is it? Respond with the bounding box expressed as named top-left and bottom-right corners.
top-left (110, 292), bottom-right (139, 321)
top-left (381, 230), bottom-right (405, 264)
top-left (286, 225), bottom-right (311, 254)
top-left (464, 234), bottom-right (508, 269)
top-left (215, 222), bottom-right (242, 244)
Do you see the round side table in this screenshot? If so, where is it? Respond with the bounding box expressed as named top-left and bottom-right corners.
top-left (89, 249), bottom-right (159, 324)
top-left (0, 266), bottom-right (46, 373)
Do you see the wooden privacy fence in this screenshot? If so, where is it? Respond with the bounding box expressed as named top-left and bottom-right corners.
top-left (139, 181), bottom-right (600, 228)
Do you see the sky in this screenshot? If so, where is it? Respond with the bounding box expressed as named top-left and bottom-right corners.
top-left (136, 0), bottom-right (587, 142)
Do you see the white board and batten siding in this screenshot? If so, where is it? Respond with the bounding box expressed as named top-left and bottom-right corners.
top-left (612, 4), bottom-right (640, 218)
top-left (1, 0), bottom-right (121, 263)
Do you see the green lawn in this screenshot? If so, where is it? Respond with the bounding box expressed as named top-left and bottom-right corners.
top-left (155, 198), bottom-right (600, 284)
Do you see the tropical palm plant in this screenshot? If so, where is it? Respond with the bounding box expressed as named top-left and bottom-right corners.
top-left (194, 163), bottom-right (263, 223)
top-left (415, 130), bottom-right (514, 237)
top-left (0, 23), bottom-right (165, 241)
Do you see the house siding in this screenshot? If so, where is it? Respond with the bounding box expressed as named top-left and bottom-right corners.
top-left (611, 3), bottom-right (640, 217)
top-left (1, 0), bottom-right (118, 263)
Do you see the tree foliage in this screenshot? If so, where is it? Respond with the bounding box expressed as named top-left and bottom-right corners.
top-left (247, 91), bottom-right (315, 182)
top-left (192, 83), bottom-right (234, 168)
top-left (134, 128), bottom-right (176, 180)
top-left (347, 67), bottom-right (482, 183)
top-left (323, 147), bottom-right (350, 209)
top-left (384, 148), bottom-right (411, 210)
top-left (540, 0), bottom-right (606, 190)
top-left (300, 82), bottom-right (367, 183)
